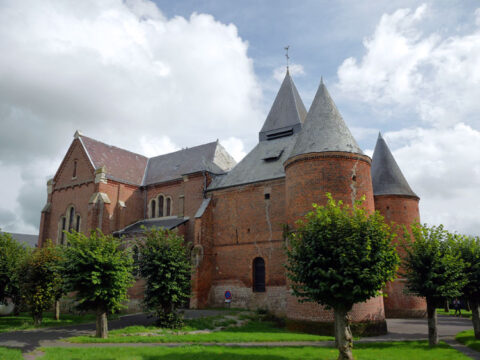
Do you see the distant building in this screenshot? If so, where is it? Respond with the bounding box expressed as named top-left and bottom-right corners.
top-left (2, 232), bottom-right (38, 248)
top-left (38, 70), bottom-right (425, 333)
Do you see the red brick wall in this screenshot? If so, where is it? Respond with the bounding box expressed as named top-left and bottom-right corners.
top-left (375, 195), bottom-right (426, 318)
top-left (195, 179), bottom-right (288, 313)
top-left (284, 152), bottom-right (375, 224)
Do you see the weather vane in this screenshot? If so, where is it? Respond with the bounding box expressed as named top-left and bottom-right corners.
top-left (284, 45), bottom-right (290, 71)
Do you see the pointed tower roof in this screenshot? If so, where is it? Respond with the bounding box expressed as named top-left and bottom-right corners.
top-left (289, 79), bottom-right (363, 158)
top-left (371, 133), bottom-right (418, 198)
top-left (259, 70), bottom-right (307, 141)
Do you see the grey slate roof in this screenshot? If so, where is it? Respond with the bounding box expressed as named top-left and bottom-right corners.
top-left (371, 133), bottom-right (418, 198)
top-left (2, 232), bottom-right (38, 247)
top-left (143, 141), bottom-right (236, 186)
top-left (289, 80), bottom-right (363, 158)
top-left (259, 70), bottom-right (307, 141)
top-left (113, 217), bottom-right (189, 237)
top-left (209, 134), bottom-right (298, 190)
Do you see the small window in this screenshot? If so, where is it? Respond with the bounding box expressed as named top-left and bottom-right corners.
top-left (151, 199), bottom-right (156, 218)
top-left (158, 195), bottom-right (164, 217)
top-left (72, 160), bottom-right (77, 178)
top-left (75, 215), bottom-right (81, 232)
top-left (166, 197), bottom-right (171, 216)
top-left (253, 257), bottom-right (266, 292)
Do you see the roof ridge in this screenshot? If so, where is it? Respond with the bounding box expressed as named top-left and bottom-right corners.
top-left (147, 140), bottom-right (218, 161)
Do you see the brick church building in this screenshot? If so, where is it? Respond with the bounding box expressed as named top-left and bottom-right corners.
top-left (38, 71), bottom-right (426, 332)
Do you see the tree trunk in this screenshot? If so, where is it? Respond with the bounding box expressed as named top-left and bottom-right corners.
top-left (426, 298), bottom-right (438, 346)
top-left (33, 312), bottom-right (43, 326)
top-left (54, 300), bottom-right (60, 321)
top-left (444, 299), bottom-right (449, 313)
top-left (95, 308), bottom-right (108, 338)
top-left (334, 307), bottom-right (354, 360)
top-left (471, 301), bottom-right (480, 340)
top-left (466, 300), bottom-right (471, 312)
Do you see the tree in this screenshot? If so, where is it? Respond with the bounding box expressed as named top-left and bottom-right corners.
top-left (63, 230), bottom-right (133, 338)
top-left (0, 231), bottom-right (28, 313)
top-left (137, 227), bottom-right (191, 328)
top-left (457, 235), bottom-right (480, 339)
top-left (17, 241), bottom-right (63, 325)
top-left (403, 224), bottom-right (466, 346)
top-left (285, 194), bottom-right (399, 360)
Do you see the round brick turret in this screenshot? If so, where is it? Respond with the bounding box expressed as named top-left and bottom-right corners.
top-left (283, 80), bottom-right (386, 335)
top-left (371, 133), bottom-right (426, 318)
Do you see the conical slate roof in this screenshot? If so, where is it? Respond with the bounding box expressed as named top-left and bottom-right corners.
top-left (371, 133), bottom-right (418, 198)
top-left (289, 79), bottom-right (363, 158)
top-left (259, 70), bottom-right (307, 141)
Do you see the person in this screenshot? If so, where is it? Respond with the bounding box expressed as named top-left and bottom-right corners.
top-left (453, 298), bottom-right (461, 317)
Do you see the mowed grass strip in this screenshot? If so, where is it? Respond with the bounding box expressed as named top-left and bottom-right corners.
top-left (68, 320), bottom-right (333, 343)
top-left (0, 347), bottom-right (23, 360)
top-left (456, 329), bottom-right (480, 351)
top-left (437, 308), bottom-right (472, 319)
top-left (39, 342), bottom-right (469, 360)
top-left (0, 312), bottom-right (102, 333)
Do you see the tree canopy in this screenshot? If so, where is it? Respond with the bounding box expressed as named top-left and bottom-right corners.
top-left (285, 194), bottom-right (399, 360)
top-left (137, 227), bottom-right (191, 328)
top-left (63, 230), bottom-right (133, 338)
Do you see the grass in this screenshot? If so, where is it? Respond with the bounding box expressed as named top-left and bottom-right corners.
top-left (0, 347), bottom-right (23, 360)
top-left (38, 342), bottom-right (469, 359)
top-left (456, 330), bottom-right (480, 352)
top-left (69, 319), bottom-right (333, 343)
top-left (0, 312), bottom-right (117, 333)
top-left (437, 308), bottom-right (472, 318)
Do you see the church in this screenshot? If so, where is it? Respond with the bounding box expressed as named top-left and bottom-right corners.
top-left (38, 70), bottom-right (426, 334)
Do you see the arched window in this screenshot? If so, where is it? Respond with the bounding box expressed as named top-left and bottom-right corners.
top-left (158, 195), bottom-right (164, 217)
top-left (253, 257), bottom-right (266, 292)
top-left (166, 197), bottom-right (171, 216)
top-left (68, 207), bottom-right (75, 230)
top-left (151, 199), bottom-right (156, 218)
top-left (75, 215), bottom-right (81, 232)
top-left (60, 217), bottom-right (66, 245)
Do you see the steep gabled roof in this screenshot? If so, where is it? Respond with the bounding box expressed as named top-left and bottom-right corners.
top-left (289, 79), bottom-right (363, 158)
top-left (143, 141), bottom-right (236, 186)
top-left (371, 133), bottom-right (418, 198)
top-left (259, 70), bottom-right (307, 141)
top-left (79, 135), bottom-right (148, 185)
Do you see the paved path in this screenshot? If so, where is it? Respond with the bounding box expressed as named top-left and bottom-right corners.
top-left (0, 312), bottom-right (478, 359)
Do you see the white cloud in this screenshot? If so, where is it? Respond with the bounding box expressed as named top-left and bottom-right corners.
top-left (384, 124), bottom-right (480, 235)
top-left (0, 0), bottom-right (263, 232)
top-left (273, 64), bottom-right (305, 82)
top-left (336, 4), bottom-right (480, 235)
top-left (220, 137), bottom-right (247, 162)
top-left (337, 4), bottom-right (480, 128)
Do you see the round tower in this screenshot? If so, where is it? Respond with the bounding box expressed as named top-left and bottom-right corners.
top-left (371, 133), bottom-right (426, 318)
top-left (283, 79), bottom-right (386, 335)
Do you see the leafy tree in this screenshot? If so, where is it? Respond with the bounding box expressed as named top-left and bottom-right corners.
top-left (285, 194), bottom-right (399, 360)
top-left (137, 227), bottom-right (191, 328)
top-left (403, 224), bottom-right (467, 346)
top-left (456, 235), bottom-right (480, 339)
top-left (63, 230), bottom-right (133, 338)
top-left (18, 240), bottom-right (63, 325)
top-left (0, 231), bottom-right (28, 313)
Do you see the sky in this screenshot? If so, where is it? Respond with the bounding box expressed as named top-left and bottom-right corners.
top-left (1, 0), bottom-right (480, 236)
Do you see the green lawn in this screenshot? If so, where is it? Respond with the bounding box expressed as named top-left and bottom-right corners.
top-left (0, 347), bottom-right (23, 360)
top-left (0, 312), bottom-right (116, 333)
top-left (38, 342), bottom-right (469, 360)
top-left (456, 330), bottom-right (480, 351)
top-left (69, 319), bottom-right (333, 343)
top-left (437, 308), bottom-right (472, 319)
